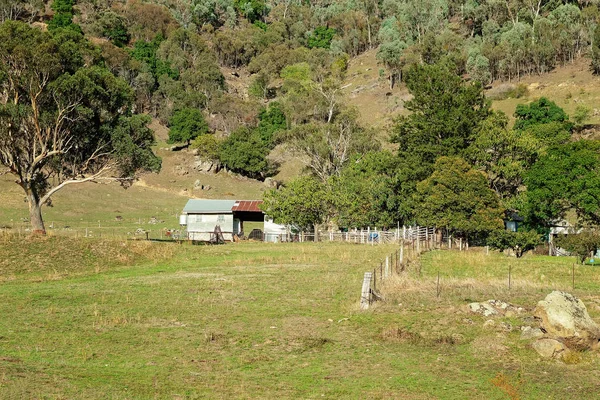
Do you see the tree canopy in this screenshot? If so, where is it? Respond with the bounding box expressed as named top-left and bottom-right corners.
top-left (168, 108), bottom-right (209, 144)
top-left (415, 157), bottom-right (504, 238)
top-left (0, 21), bottom-right (160, 233)
top-left (524, 140), bottom-right (600, 227)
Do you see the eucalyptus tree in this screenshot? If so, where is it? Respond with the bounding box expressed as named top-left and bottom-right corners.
top-left (0, 22), bottom-right (161, 233)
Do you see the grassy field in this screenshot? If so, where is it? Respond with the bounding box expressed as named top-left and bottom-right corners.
top-left (1, 238), bottom-right (600, 399)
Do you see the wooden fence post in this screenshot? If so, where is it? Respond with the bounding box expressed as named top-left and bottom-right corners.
top-left (385, 256), bottom-right (390, 278)
top-left (360, 272), bottom-right (373, 310)
top-left (400, 244), bottom-right (404, 265)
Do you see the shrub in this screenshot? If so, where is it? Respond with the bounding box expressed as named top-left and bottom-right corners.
top-left (487, 229), bottom-right (541, 258)
top-left (168, 108), bottom-right (209, 145)
top-left (555, 229), bottom-right (600, 264)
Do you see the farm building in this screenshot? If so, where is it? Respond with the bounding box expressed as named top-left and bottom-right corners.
top-left (180, 199), bottom-right (288, 242)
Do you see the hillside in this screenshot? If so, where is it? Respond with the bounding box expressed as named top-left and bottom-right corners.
top-left (2, 56), bottom-right (600, 231)
top-left (344, 50), bottom-right (600, 130)
top-left (3, 0), bottom-right (600, 232)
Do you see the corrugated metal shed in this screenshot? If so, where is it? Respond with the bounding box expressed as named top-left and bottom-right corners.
top-left (232, 200), bottom-right (263, 213)
top-left (183, 200), bottom-right (236, 214)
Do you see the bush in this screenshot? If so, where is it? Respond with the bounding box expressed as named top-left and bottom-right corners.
top-left (307, 27), bottom-right (336, 49)
top-left (192, 134), bottom-right (220, 161)
top-left (219, 128), bottom-right (273, 179)
top-left (487, 229), bottom-right (541, 258)
top-left (168, 108), bottom-right (209, 145)
top-left (555, 230), bottom-right (600, 264)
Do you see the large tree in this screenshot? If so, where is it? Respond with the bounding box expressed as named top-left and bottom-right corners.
top-left (261, 176), bottom-right (331, 232)
top-left (415, 157), bottom-right (504, 239)
top-left (524, 140), bottom-right (600, 228)
top-left (0, 21), bottom-right (161, 233)
top-left (466, 111), bottom-right (539, 201)
top-left (392, 61), bottom-right (491, 174)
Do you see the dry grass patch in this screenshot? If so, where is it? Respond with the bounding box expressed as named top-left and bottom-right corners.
top-left (0, 234), bottom-right (176, 281)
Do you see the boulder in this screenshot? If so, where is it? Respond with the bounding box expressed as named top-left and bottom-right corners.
top-left (468, 302), bottom-right (498, 317)
top-left (193, 157), bottom-right (221, 173)
top-left (534, 291), bottom-right (600, 351)
top-left (467, 300), bottom-right (524, 317)
top-left (264, 177), bottom-right (279, 189)
top-left (520, 326), bottom-right (544, 341)
top-left (532, 338), bottom-right (567, 359)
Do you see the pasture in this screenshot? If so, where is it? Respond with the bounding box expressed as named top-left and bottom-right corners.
top-left (1, 237), bottom-right (600, 399)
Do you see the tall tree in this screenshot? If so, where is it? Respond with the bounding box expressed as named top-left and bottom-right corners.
top-left (524, 140), bottom-right (600, 228)
top-left (261, 175), bottom-right (331, 232)
top-left (415, 156), bottom-right (504, 239)
top-left (467, 111), bottom-right (539, 200)
top-left (0, 21), bottom-right (161, 233)
top-left (167, 108), bottom-right (209, 145)
top-left (392, 61), bottom-right (491, 174)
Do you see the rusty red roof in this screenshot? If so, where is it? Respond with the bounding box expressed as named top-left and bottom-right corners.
top-left (232, 200), bottom-right (263, 213)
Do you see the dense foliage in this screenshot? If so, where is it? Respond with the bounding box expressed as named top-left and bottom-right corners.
top-left (555, 229), bottom-right (600, 263)
top-left (3, 1), bottom-right (600, 245)
top-left (487, 229), bottom-right (542, 258)
top-left (0, 21), bottom-right (160, 233)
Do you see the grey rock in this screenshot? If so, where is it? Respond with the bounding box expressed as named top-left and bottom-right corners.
top-left (469, 302), bottom-right (499, 317)
top-left (534, 291), bottom-right (600, 351)
top-left (532, 338), bottom-right (567, 359)
top-left (520, 326), bottom-right (545, 340)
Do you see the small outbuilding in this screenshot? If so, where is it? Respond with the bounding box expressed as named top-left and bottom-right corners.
top-left (181, 200), bottom-right (237, 241)
top-left (180, 199), bottom-right (289, 242)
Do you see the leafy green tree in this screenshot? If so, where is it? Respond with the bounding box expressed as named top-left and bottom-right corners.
top-left (219, 128), bottom-right (272, 179)
top-left (0, 21), bottom-right (160, 234)
top-left (555, 229), bottom-right (600, 264)
top-left (392, 61), bottom-right (490, 174)
top-left (524, 140), bottom-right (600, 228)
top-left (248, 71), bottom-right (272, 99)
top-left (48, 0), bottom-right (81, 34)
top-left (331, 151), bottom-right (400, 229)
top-left (192, 134), bottom-right (221, 161)
top-left (168, 108), bottom-right (209, 145)
top-left (376, 17), bottom-right (408, 89)
top-left (499, 22), bottom-right (532, 81)
top-left (307, 26), bottom-right (336, 49)
top-left (51, 0), bottom-right (74, 13)
top-left (487, 229), bottom-right (541, 258)
top-left (257, 102), bottom-right (286, 145)
top-left (572, 105), bottom-right (592, 129)
top-left (234, 0), bottom-right (267, 22)
top-left (192, 0), bottom-right (236, 28)
top-left (415, 157), bottom-right (504, 239)
top-left (96, 11), bottom-right (130, 47)
top-left (261, 176), bottom-right (331, 231)
top-left (466, 47), bottom-right (491, 85)
top-left (130, 35), bottom-right (178, 82)
top-left (514, 97), bottom-right (572, 131)
top-left (467, 111), bottom-right (539, 200)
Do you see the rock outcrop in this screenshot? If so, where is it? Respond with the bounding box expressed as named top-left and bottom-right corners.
top-left (467, 300), bottom-right (524, 317)
top-left (534, 291), bottom-right (600, 351)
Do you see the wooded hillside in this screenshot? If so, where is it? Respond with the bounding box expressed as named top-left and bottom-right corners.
top-left (3, 0), bottom-right (600, 244)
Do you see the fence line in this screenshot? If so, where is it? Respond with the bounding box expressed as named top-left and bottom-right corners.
top-left (359, 226), bottom-right (476, 309)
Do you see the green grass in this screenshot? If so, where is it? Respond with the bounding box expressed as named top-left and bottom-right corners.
top-left (2, 239), bottom-right (600, 399)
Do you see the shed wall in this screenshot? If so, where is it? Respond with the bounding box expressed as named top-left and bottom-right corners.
top-left (187, 213), bottom-right (234, 241)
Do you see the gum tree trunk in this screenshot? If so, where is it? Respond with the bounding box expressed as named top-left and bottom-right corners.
top-left (25, 190), bottom-right (46, 234)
